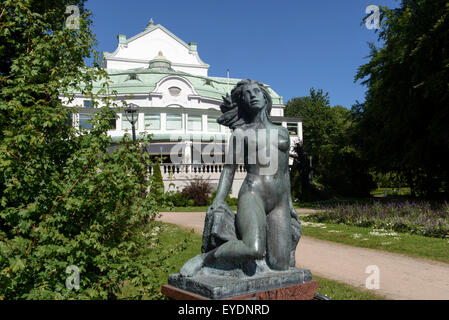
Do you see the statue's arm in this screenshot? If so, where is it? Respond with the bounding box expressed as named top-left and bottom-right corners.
top-left (212, 131), bottom-right (239, 205)
top-left (213, 163), bottom-right (237, 204)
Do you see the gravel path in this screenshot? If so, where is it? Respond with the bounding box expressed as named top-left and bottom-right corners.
top-left (157, 210), bottom-right (449, 300)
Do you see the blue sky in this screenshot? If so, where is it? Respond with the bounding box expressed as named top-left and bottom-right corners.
top-left (85, 0), bottom-right (400, 108)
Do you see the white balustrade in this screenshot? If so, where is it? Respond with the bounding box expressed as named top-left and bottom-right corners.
top-left (149, 163), bottom-right (246, 179)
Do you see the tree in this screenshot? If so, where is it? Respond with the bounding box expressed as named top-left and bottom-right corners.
top-left (355, 0), bottom-right (449, 198)
top-left (289, 141), bottom-right (318, 201)
top-left (285, 89), bottom-right (374, 198)
top-left (0, 0), bottom-right (180, 299)
top-left (152, 161), bottom-right (164, 196)
top-left (285, 89), bottom-right (335, 163)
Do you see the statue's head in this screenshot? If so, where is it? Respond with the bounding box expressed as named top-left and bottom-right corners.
top-left (218, 79), bottom-right (272, 129)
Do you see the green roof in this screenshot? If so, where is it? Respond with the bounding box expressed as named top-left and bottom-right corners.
top-left (75, 67), bottom-right (284, 105)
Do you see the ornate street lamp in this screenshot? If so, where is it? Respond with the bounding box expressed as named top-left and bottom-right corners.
top-left (124, 103), bottom-right (139, 144)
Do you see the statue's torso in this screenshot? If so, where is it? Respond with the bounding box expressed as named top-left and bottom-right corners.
top-left (234, 123), bottom-right (290, 212)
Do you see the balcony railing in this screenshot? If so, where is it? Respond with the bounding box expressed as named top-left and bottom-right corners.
top-left (149, 163), bottom-right (246, 177)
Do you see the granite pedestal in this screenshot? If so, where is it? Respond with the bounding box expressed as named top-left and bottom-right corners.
top-left (163, 268), bottom-right (318, 300)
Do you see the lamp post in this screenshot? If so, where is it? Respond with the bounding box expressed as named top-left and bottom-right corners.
top-left (124, 103), bottom-right (138, 144)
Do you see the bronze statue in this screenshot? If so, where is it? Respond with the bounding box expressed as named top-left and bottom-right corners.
top-left (180, 79), bottom-right (301, 277)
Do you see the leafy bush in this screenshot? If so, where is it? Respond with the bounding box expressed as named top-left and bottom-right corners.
top-left (227, 197), bottom-right (239, 207)
top-left (181, 178), bottom-right (213, 206)
top-left (166, 191), bottom-right (189, 207)
top-left (0, 1), bottom-right (183, 299)
top-left (209, 190), bottom-right (238, 207)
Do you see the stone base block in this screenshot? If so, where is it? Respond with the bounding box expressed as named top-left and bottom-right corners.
top-left (163, 268), bottom-right (318, 300)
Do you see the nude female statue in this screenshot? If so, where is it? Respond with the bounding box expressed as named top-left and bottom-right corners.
top-left (180, 79), bottom-right (301, 277)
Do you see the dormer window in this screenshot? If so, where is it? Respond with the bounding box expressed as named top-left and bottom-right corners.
top-left (204, 79), bottom-right (214, 87)
top-left (125, 73), bottom-right (139, 81)
top-left (169, 86), bottom-right (181, 96)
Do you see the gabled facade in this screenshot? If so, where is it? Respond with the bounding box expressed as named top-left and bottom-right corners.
top-left (103, 21), bottom-right (209, 76)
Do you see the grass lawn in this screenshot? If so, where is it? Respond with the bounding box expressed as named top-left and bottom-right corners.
top-left (168, 199), bottom-right (388, 211)
top-left (135, 222), bottom-right (386, 300)
top-left (293, 194), bottom-right (418, 209)
top-left (301, 221), bottom-right (449, 264)
top-left (119, 221), bottom-right (203, 299)
top-left (312, 274), bottom-right (385, 300)
top-left (161, 206), bottom-right (208, 212)
top-left (162, 205), bottom-right (237, 212)
top-left (294, 198), bottom-right (375, 209)
top-left (370, 188), bottom-right (411, 196)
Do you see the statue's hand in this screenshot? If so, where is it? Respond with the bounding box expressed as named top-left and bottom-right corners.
top-left (203, 197), bottom-right (237, 254)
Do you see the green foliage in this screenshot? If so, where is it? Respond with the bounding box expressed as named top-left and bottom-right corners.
top-left (285, 89), bottom-right (334, 162)
top-left (166, 191), bottom-right (191, 207)
top-left (354, 0), bottom-right (449, 198)
top-left (208, 190), bottom-right (238, 207)
top-left (117, 222), bottom-right (192, 300)
top-left (152, 162), bottom-right (164, 196)
top-left (373, 172), bottom-right (408, 189)
top-left (181, 178), bottom-right (213, 206)
top-left (0, 0), bottom-right (179, 299)
top-left (285, 89), bottom-right (374, 198)
top-left (290, 141), bottom-right (325, 202)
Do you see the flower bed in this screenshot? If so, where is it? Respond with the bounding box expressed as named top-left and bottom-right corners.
top-left (303, 201), bottom-right (449, 239)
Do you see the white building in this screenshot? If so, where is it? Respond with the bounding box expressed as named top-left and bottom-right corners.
top-left (66, 20), bottom-right (302, 197)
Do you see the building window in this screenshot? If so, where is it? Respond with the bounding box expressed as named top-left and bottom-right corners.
top-left (168, 86), bottom-right (181, 96)
top-left (144, 113), bottom-right (160, 130)
top-left (83, 100), bottom-right (93, 108)
top-left (79, 113), bottom-right (93, 129)
top-left (207, 116), bottom-right (220, 132)
top-left (287, 123), bottom-right (298, 136)
top-left (122, 113), bottom-right (139, 131)
top-left (188, 115), bottom-right (202, 131)
top-left (166, 113), bottom-right (183, 130)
